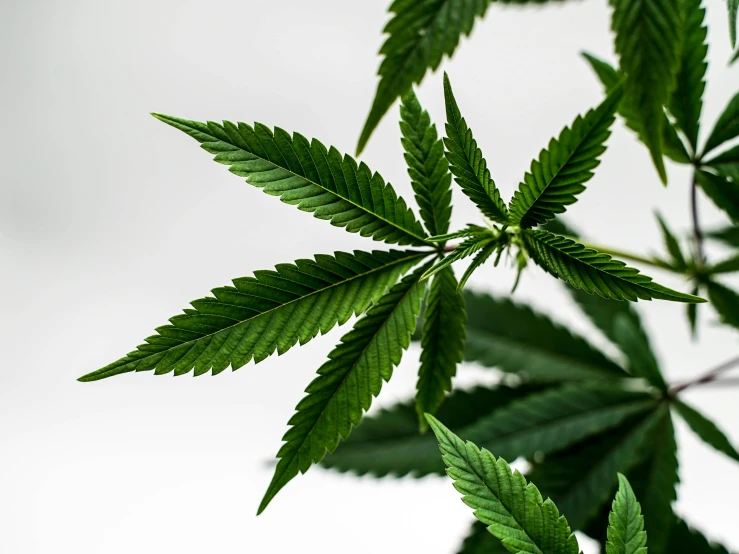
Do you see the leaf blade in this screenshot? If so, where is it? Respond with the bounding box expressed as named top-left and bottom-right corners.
top-left (605, 474), bottom-right (648, 554)
top-left (674, 399), bottom-right (739, 462)
top-left (703, 92), bottom-right (739, 155)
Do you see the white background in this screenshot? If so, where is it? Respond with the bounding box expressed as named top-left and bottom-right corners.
top-left (2, 0), bottom-right (739, 552)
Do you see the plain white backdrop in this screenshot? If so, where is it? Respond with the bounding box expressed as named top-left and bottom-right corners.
top-left (2, 0), bottom-right (739, 552)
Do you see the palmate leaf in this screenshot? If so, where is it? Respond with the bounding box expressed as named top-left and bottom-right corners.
top-left (674, 399), bottom-right (739, 463)
top-left (464, 290), bottom-right (628, 381)
top-left (78, 249), bottom-right (427, 381)
top-left (703, 92), bottom-right (739, 156)
top-left (400, 90), bottom-right (453, 237)
top-left (508, 85), bottom-right (623, 228)
top-left (609, 0), bottom-right (683, 183)
top-left (458, 521), bottom-right (510, 554)
top-left (707, 280), bottom-right (739, 330)
top-left (258, 263), bottom-right (428, 513)
top-left (443, 73), bottom-right (509, 224)
top-left (153, 114), bottom-right (430, 247)
top-left (696, 169), bottom-right (739, 223)
top-left (606, 474), bottom-right (647, 554)
top-left (427, 414), bottom-right (581, 554)
top-left (322, 383), bottom-right (545, 478)
top-left (581, 53), bottom-right (691, 164)
top-left (523, 229), bottom-right (706, 303)
top-left (416, 267), bottom-right (467, 428)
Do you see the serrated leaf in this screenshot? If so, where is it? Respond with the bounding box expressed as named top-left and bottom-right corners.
top-left (153, 114), bottom-right (430, 246)
top-left (508, 85), bottom-right (622, 228)
top-left (703, 92), bottom-right (739, 156)
top-left (668, 0), bottom-right (708, 152)
top-left (443, 73), bottom-right (509, 224)
top-left (79, 249), bottom-right (427, 381)
top-left (674, 399), bottom-right (739, 462)
top-left (416, 267), bottom-right (467, 428)
top-left (666, 519), bottom-right (731, 554)
top-left (705, 144), bottom-right (739, 166)
top-left (459, 382), bottom-right (658, 462)
top-left (400, 90), bottom-right (453, 237)
top-left (696, 169), bottom-right (739, 223)
top-left (357, 0), bottom-right (491, 154)
top-left (606, 474), bottom-right (647, 554)
top-left (323, 384), bottom-right (545, 478)
top-left (457, 521), bottom-right (510, 554)
top-left (609, 0), bottom-right (683, 183)
top-left (258, 264), bottom-right (428, 513)
top-left (707, 280), bottom-right (739, 329)
top-left (423, 229), bottom-right (497, 280)
top-left (655, 211), bottom-right (688, 270)
top-left (464, 290), bottom-right (628, 381)
top-left (426, 414), bottom-right (581, 554)
top-left (523, 229), bottom-right (706, 303)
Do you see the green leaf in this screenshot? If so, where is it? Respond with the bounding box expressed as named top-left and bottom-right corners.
top-left (582, 53), bottom-right (691, 164)
top-left (323, 384), bottom-right (545, 478)
top-left (457, 521), bottom-right (510, 554)
top-left (443, 73), bottom-right (509, 224)
top-left (464, 290), bottom-right (629, 381)
top-left (459, 382), bottom-right (658, 462)
top-left (612, 312), bottom-right (666, 390)
top-left (523, 229), bottom-right (706, 303)
top-left (258, 264), bottom-right (428, 513)
top-left (356, 0), bottom-right (491, 154)
top-left (609, 0), bottom-right (683, 183)
top-left (707, 280), bottom-right (739, 329)
top-left (423, 229), bottom-right (497, 280)
top-left (706, 225), bottom-right (739, 247)
top-left (668, 0), bottom-right (708, 152)
top-left (666, 519), bottom-right (731, 554)
top-left (416, 267), bottom-right (467, 428)
top-left (655, 211), bottom-right (688, 270)
top-left (708, 253), bottom-right (739, 274)
top-left (529, 407), bottom-right (666, 530)
top-left (674, 399), bottom-right (739, 462)
top-left (426, 414), bottom-right (581, 554)
top-left (688, 285), bottom-right (700, 337)
top-left (508, 85), bottom-right (623, 228)
top-left (703, 92), bottom-right (739, 156)
top-left (400, 90), bottom-right (453, 237)
top-left (79, 249), bottom-right (427, 382)
top-left (606, 474), bottom-right (647, 554)
top-left (729, 0), bottom-right (739, 49)
top-left (696, 169), bottom-right (739, 223)
top-left (153, 114), bottom-right (430, 246)
top-left (705, 144), bottom-right (739, 166)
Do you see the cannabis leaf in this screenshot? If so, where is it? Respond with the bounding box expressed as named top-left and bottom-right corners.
top-left (609, 0), bottom-right (683, 183)
top-left (443, 73), bottom-right (509, 224)
top-left (259, 264), bottom-right (428, 513)
top-left (666, 519), bottom-right (731, 554)
top-left (655, 212), bottom-right (688, 270)
top-left (458, 521), bottom-right (510, 554)
top-left (674, 400), bottom-right (739, 462)
top-left (707, 280), bottom-right (739, 330)
top-left (707, 225), bottom-right (739, 247)
top-left (415, 267), bottom-right (467, 428)
top-left (426, 414), bottom-right (581, 554)
top-left (696, 170), bottom-right (739, 223)
top-left (464, 290), bottom-right (628, 381)
top-left (153, 114), bottom-right (430, 246)
top-left (423, 227), bottom-right (497, 281)
top-left (606, 474), bottom-right (647, 554)
top-left (522, 229), bottom-right (705, 303)
top-left (703, 92), bottom-right (739, 156)
top-left (709, 254), bottom-right (739, 275)
top-left (508, 85), bottom-right (622, 228)
top-left (400, 90), bottom-right (453, 237)
top-left (730, 0), bottom-right (739, 48)
top-left (79, 249), bottom-right (427, 381)
top-left (612, 312), bottom-right (667, 390)
top-left (705, 144), bottom-right (739, 166)
top-left (356, 0), bottom-right (491, 154)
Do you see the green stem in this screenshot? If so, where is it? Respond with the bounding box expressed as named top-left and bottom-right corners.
top-left (577, 241), bottom-right (679, 274)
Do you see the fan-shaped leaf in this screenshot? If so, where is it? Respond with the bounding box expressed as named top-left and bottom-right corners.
top-left (79, 249), bottom-right (427, 382)
top-left (464, 290), bottom-right (628, 381)
top-left (703, 92), bottom-right (739, 156)
top-left (606, 474), bottom-right (647, 554)
top-left (258, 264), bottom-right (428, 513)
top-left (707, 280), bottom-right (739, 330)
top-left (609, 0), bottom-right (683, 183)
top-left (674, 400), bottom-right (739, 462)
top-left (508, 86), bottom-right (622, 228)
top-left (523, 229), bottom-right (706, 303)
top-left (696, 169), bottom-right (739, 223)
top-left (443, 73), bottom-right (509, 224)
top-left (458, 521), bottom-right (510, 554)
top-left (153, 114), bottom-right (430, 246)
top-left (400, 90), bottom-right (453, 237)
top-left (426, 414), bottom-right (581, 554)
top-left (416, 267), bottom-right (467, 428)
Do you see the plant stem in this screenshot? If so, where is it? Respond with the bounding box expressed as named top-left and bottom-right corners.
top-left (691, 171), bottom-right (705, 267)
top-left (670, 354), bottom-right (739, 395)
top-left (578, 241), bottom-right (679, 274)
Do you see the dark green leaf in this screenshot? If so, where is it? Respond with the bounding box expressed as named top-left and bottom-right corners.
top-left (729, 0), bottom-right (739, 50)
top-left (612, 312), bottom-right (666, 390)
top-left (688, 285), bottom-right (700, 338)
top-left (707, 280), bottom-right (739, 329)
top-left (422, 229), bottom-right (497, 281)
top-left (655, 212), bottom-right (688, 270)
top-left (259, 264), bottom-right (428, 513)
top-left (79, 249), bottom-right (427, 382)
top-left (606, 474), bottom-right (647, 554)
top-left (666, 519), bottom-right (731, 554)
top-left (674, 399), bottom-right (739, 462)
top-left (704, 144), bottom-right (739, 166)
top-left (703, 92), bottom-right (739, 155)
top-left (697, 169), bottom-right (739, 222)
top-left (706, 225), bottom-right (739, 247)
top-left (457, 521), bottom-right (510, 554)
top-left (153, 114), bottom-right (430, 246)
top-left (708, 254), bottom-right (739, 274)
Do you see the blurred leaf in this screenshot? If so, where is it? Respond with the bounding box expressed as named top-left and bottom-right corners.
top-left (706, 225), bottom-right (739, 248)
top-left (674, 400), bottom-right (739, 463)
top-left (696, 170), bottom-right (739, 223)
top-left (708, 254), bottom-right (739, 275)
top-left (706, 280), bottom-right (739, 329)
top-left (655, 212), bottom-right (688, 270)
top-left (456, 521), bottom-right (509, 554)
top-left (703, 92), bottom-right (739, 156)
top-left (612, 312), bottom-right (667, 390)
top-left (704, 144), bottom-right (739, 166)
top-left (666, 519), bottom-right (731, 554)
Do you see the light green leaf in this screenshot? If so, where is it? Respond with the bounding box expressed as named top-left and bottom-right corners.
top-left (674, 399), bottom-right (739, 462)
top-left (258, 264), bottom-right (428, 513)
top-left (703, 92), bottom-right (739, 156)
top-left (606, 474), bottom-right (647, 554)
top-left (79, 249), bottom-right (427, 381)
top-left (655, 212), bottom-right (688, 270)
top-left (464, 290), bottom-right (629, 381)
top-left (153, 114), bottom-right (430, 246)
top-left (523, 229), bottom-right (706, 303)
top-left (707, 280), bottom-right (739, 330)
top-left (416, 267), bottom-right (467, 428)
top-left (508, 85), bottom-right (622, 228)
top-left (426, 414), bottom-right (581, 554)
top-left (457, 521), bottom-right (510, 554)
top-left (400, 90), bottom-right (453, 237)
top-left (609, 0), bottom-right (683, 183)
top-left (696, 169), bottom-right (739, 223)
top-left (443, 73), bottom-right (509, 224)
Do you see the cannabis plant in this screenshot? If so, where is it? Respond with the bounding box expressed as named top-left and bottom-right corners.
top-left (80, 0), bottom-right (739, 552)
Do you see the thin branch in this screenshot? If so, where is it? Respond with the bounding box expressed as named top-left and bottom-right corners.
top-left (670, 354), bottom-right (739, 395)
